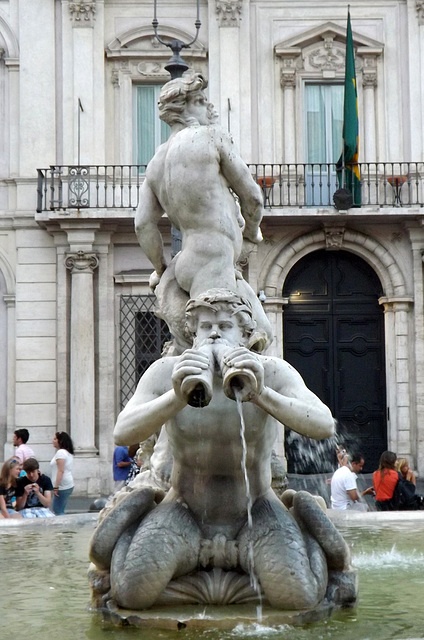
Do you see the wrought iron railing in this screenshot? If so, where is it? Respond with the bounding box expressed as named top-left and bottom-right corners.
top-left (36, 162), bottom-right (424, 212)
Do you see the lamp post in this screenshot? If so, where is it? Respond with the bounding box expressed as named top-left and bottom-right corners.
top-left (152, 0), bottom-right (201, 79)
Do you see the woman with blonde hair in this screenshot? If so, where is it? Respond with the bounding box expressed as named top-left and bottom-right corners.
top-left (0, 458), bottom-right (23, 519)
top-left (396, 457), bottom-right (416, 485)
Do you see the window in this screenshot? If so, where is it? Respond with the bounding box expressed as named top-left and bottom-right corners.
top-left (305, 84), bottom-right (343, 163)
top-left (134, 85), bottom-right (170, 167)
top-left (305, 84), bottom-right (343, 205)
top-left (120, 295), bottom-right (171, 408)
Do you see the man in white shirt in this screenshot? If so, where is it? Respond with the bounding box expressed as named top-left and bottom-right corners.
top-left (330, 453), bottom-right (373, 511)
top-left (13, 429), bottom-right (35, 464)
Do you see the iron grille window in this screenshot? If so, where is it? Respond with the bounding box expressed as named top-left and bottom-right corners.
top-left (120, 295), bottom-right (171, 408)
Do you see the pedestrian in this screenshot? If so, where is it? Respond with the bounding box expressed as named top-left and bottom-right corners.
top-left (396, 457), bottom-right (416, 485)
top-left (50, 431), bottom-right (74, 515)
top-left (17, 457), bottom-right (55, 518)
top-left (373, 450), bottom-right (399, 511)
top-left (331, 452), bottom-right (374, 511)
top-left (0, 458), bottom-right (23, 519)
top-left (113, 445), bottom-right (132, 491)
top-left (12, 429), bottom-right (35, 464)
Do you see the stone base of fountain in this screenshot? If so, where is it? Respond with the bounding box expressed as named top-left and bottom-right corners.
top-left (99, 599), bottom-right (343, 631)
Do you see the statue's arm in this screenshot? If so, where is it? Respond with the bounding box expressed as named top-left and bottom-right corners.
top-left (114, 360), bottom-right (186, 446)
top-left (134, 180), bottom-right (168, 277)
top-left (114, 349), bottom-right (212, 445)
top-left (252, 358), bottom-right (335, 440)
top-left (217, 130), bottom-right (265, 244)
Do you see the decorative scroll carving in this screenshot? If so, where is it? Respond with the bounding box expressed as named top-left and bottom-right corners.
top-left (216, 0), bottom-right (243, 27)
top-left (308, 36), bottom-right (345, 72)
top-left (69, 1), bottom-right (96, 26)
top-left (65, 251), bottom-right (99, 274)
top-left (137, 61), bottom-right (169, 78)
top-left (324, 226), bottom-right (345, 249)
top-left (68, 166), bottom-right (90, 208)
top-left (417, 0), bottom-right (424, 25)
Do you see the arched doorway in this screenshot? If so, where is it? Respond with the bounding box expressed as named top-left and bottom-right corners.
top-left (282, 249), bottom-right (386, 473)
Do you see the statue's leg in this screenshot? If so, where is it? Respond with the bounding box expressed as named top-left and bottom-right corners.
top-left (290, 491), bottom-right (357, 606)
top-left (290, 490), bottom-right (351, 571)
top-left (237, 493), bottom-right (328, 609)
top-left (89, 487), bottom-right (156, 571)
top-left (110, 500), bottom-right (202, 610)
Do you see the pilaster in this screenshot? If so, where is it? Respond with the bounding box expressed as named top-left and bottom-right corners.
top-left (65, 250), bottom-right (99, 455)
top-left (380, 297), bottom-right (414, 460)
top-left (19, 0), bottom-right (56, 174)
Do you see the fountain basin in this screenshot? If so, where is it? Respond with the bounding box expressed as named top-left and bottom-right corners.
top-left (1, 511), bottom-right (424, 640)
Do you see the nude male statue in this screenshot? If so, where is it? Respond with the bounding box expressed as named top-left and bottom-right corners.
top-left (90, 290), bottom-right (353, 611)
top-left (135, 72), bottom-right (272, 351)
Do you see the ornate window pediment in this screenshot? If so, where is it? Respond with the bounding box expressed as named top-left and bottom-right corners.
top-left (106, 26), bottom-right (207, 79)
top-left (275, 22), bottom-right (383, 81)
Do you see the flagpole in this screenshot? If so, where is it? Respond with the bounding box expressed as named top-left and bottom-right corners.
top-left (342, 5), bottom-right (350, 190)
top-left (77, 98), bottom-right (84, 167)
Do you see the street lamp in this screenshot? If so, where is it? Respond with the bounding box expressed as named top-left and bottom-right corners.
top-left (153, 0), bottom-right (201, 79)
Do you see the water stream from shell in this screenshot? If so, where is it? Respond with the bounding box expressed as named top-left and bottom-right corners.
top-left (235, 389), bottom-right (263, 622)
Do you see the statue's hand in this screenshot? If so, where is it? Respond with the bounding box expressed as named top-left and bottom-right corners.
top-left (149, 271), bottom-right (162, 292)
top-left (221, 347), bottom-right (265, 398)
top-left (172, 349), bottom-right (211, 402)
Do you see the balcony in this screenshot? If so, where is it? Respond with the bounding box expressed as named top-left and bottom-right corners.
top-left (36, 162), bottom-right (424, 213)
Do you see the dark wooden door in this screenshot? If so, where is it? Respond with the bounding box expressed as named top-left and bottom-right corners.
top-left (282, 250), bottom-right (387, 473)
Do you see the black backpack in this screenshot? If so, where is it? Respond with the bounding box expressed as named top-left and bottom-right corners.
top-left (393, 472), bottom-right (417, 510)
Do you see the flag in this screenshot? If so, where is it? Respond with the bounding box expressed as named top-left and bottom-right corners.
top-left (336, 9), bottom-right (361, 206)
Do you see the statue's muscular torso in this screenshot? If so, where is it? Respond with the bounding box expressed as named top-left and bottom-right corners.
top-left (146, 126), bottom-right (244, 295)
top-left (161, 368), bottom-right (277, 538)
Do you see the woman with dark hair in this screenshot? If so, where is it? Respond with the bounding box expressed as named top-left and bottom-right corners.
top-left (0, 458), bottom-right (23, 519)
top-left (373, 450), bottom-right (399, 511)
top-left (50, 431), bottom-right (74, 515)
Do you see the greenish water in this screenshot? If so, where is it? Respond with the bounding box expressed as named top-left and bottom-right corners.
top-left (1, 518), bottom-right (424, 640)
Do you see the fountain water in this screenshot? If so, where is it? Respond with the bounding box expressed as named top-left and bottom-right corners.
top-left (2, 513), bottom-right (424, 639)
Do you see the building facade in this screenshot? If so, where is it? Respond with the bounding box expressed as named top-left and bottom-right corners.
top-left (1, 0), bottom-right (424, 493)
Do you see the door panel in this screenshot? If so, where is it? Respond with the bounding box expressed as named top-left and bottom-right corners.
top-left (283, 250), bottom-right (386, 473)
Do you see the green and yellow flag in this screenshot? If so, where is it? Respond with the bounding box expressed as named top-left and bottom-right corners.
top-left (336, 9), bottom-right (361, 205)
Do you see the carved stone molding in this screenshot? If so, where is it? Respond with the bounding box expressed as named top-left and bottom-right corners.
top-left (137, 61), bottom-right (169, 79)
top-left (308, 36), bottom-right (345, 73)
top-left (324, 225), bottom-right (345, 250)
top-left (280, 58), bottom-right (298, 88)
top-left (275, 23), bottom-right (383, 83)
top-left (69, 1), bottom-right (96, 27)
top-left (362, 56), bottom-right (378, 87)
top-left (417, 1), bottom-right (424, 25)
top-left (216, 0), bottom-right (243, 27)
top-left (65, 250), bottom-right (99, 273)
top-left (362, 69), bottom-right (377, 87)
